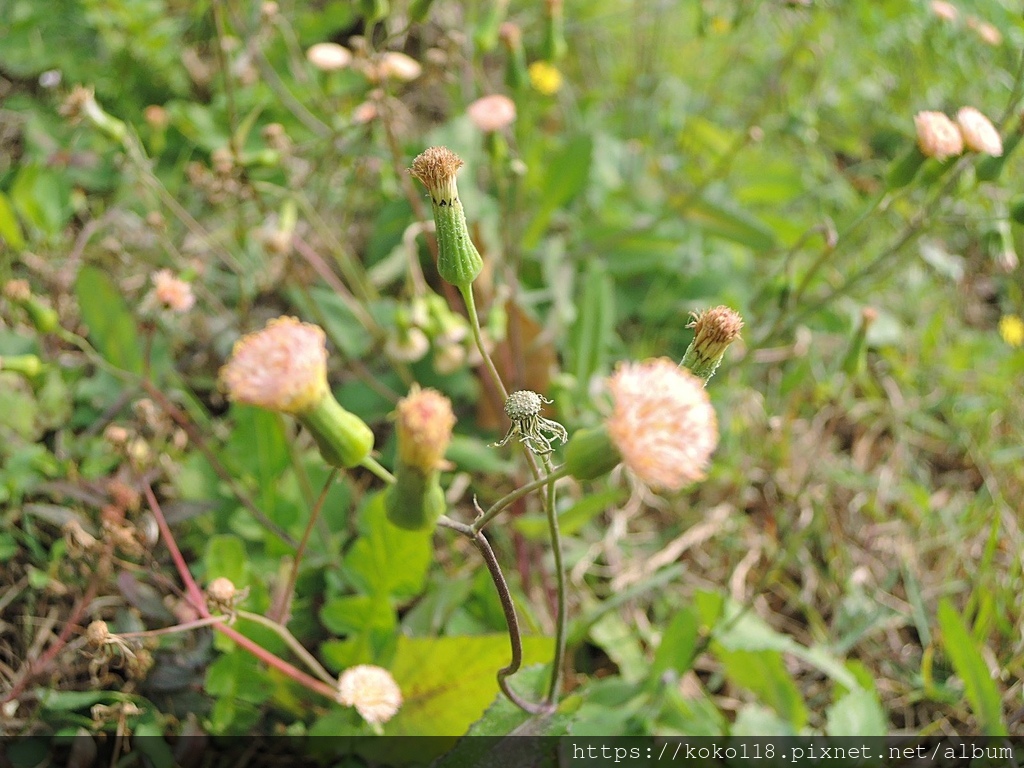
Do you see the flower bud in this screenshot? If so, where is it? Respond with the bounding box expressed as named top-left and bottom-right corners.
top-left (307, 43), bottom-right (352, 72)
top-left (384, 464), bottom-right (447, 531)
top-left (0, 354), bottom-right (42, 378)
top-left (915, 111), bottom-right (963, 160)
top-left (956, 107), bottom-right (1002, 156)
top-left (409, 147), bottom-right (484, 290)
top-left (394, 386), bottom-right (455, 472)
top-left (541, 0), bottom-right (568, 63)
top-left (467, 94), bottom-right (516, 133)
top-left (680, 306), bottom-right (744, 385)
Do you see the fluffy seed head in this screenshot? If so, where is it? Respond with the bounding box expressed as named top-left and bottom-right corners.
top-left (409, 146), bottom-right (464, 202)
top-left (336, 665), bottom-right (403, 726)
top-left (467, 94), bottom-right (517, 133)
top-left (307, 43), bottom-right (352, 71)
top-left (956, 107), bottom-right (1003, 156)
top-left (395, 386), bottom-right (456, 472)
top-left (915, 111), bottom-right (964, 160)
top-left (605, 359), bottom-right (718, 492)
top-left (152, 269), bottom-right (195, 312)
top-left (220, 317), bottom-right (329, 414)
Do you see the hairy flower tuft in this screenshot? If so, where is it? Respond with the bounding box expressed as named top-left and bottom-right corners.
top-left (337, 665), bottom-right (403, 726)
top-left (468, 94), bottom-right (517, 133)
top-left (409, 146), bottom-right (464, 203)
top-left (956, 107), bottom-right (1002, 156)
top-left (606, 359), bottom-right (718, 492)
top-left (929, 0), bottom-right (958, 22)
top-left (915, 111), bottom-right (963, 160)
top-left (681, 305), bottom-right (744, 384)
top-left (152, 269), bottom-right (195, 313)
top-left (220, 316), bottom-right (328, 414)
top-left (395, 386), bottom-right (456, 472)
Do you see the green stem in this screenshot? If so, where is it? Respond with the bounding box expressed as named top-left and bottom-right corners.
top-left (461, 284), bottom-right (509, 402)
top-left (542, 455), bottom-right (567, 704)
top-left (235, 610), bottom-right (337, 687)
top-left (471, 463), bottom-right (571, 534)
top-left (279, 469), bottom-right (338, 621)
top-left (361, 455), bottom-right (396, 484)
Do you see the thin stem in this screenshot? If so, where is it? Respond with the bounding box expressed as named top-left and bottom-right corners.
top-left (471, 463), bottom-right (571, 534)
top-left (117, 615), bottom-right (228, 638)
top-left (235, 610), bottom-right (337, 687)
top-left (461, 284), bottom-right (509, 402)
top-left (542, 456), bottom-right (567, 704)
top-left (360, 455), bottom-right (396, 484)
top-left (280, 469), bottom-right (338, 620)
top-left (437, 516), bottom-right (552, 715)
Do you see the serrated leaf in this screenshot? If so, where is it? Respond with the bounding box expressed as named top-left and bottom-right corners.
top-left (937, 599), bottom-right (1007, 735)
top-left (385, 634), bottom-right (553, 736)
top-left (343, 492), bottom-right (432, 599)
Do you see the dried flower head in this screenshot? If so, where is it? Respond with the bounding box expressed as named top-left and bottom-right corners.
top-left (681, 305), bottom-right (744, 384)
top-left (956, 107), bottom-right (1003, 156)
top-left (3, 279), bottom-right (31, 303)
top-left (220, 317), bottom-right (329, 414)
top-left (606, 359), bottom-right (718, 492)
top-left (409, 146), bottom-right (464, 204)
top-left (152, 269), bottom-right (195, 313)
top-left (85, 620), bottom-right (111, 648)
top-left (207, 577), bottom-right (237, 604)
top-left (336, 665), bottom-right (403, 726)
top-left (914, 111), bottom-right (964, 160)
top-left (379, 52), bottom-right (422, 82)
top-left (929, 1), bottom-right (958, 22)
top-left (495, 390), bottom-right (568, 455)
top-left (307, 42), bottom-right (352, 71)
top-left (467, 94), bottom-right (517, 133)
top-left (395, 386), bottom-right (456, 472)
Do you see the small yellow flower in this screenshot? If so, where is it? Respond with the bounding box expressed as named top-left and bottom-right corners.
top-left (528, 61), bottom-right (563, 95)
top-left (999, 315), bottom-right (1024, 347)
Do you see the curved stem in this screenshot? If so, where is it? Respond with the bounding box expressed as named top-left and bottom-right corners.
top-left (471, 464), bottom-right (571, 534)
top-left (542, 456), bottom-right (567, 704)
top-left (117, 616), bottom-right (228, 639)
top-left (460, 284), bottom-right (509, 402)
top-left (236, 610), bottom-right (337, 687)
top-left (437, 516), bottom-right (552, 715)
top-left (280, 469), bottom-right (338, 619)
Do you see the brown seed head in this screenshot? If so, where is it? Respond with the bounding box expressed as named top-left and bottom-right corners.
top-left (409, 146), bottom-right (464, 203)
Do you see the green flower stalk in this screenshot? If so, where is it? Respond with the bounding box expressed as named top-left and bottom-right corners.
top-left (4, 279), bottom-right (59, 333)
top-left (542, 0), bottom-right (568, 63)
top-left (408, 147), bottom-right (483, 291)
top-left (60, 85), bottom-right (128, 143)
top-left (384, 386), bottom-right (455, 531)
top-left (220, 316), bottom-right (373, 469)
top-left (680, 305), bottom-right (744, 385)
top-left (499, 22), bottom-right (529, 92)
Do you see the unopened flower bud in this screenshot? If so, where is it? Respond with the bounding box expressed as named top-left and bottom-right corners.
top-left (467, 94), bottom-right (516, 133)
top-left (0, 354), bottom-right (42, 378)
top-left (60, 86), bottom-right (127, 142)
top-left (152, 270), bottom-right (196, 313)
top-left (379, 52), bottom-right (422, 82)
top-left (409, 147), bottom-right (484, 291)
top-left (394, 386), bottom-right (455, 472)
top-left (207, 577), bottom-right (237, 604)
top-left (680, 306), bottom-right (744, 385)
top-left (307, 43), bottom-right (352, 72)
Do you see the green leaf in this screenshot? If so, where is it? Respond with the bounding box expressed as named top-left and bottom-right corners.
top-left (568, 260), bottom-right (615, 387)
top-left (10, 163), bottom-right (70, 236)
top-left (713, 647), bottom-right (807, 730)
top-left (652, 605), bottom-right (701, 679)
top-left (386, 634), bottom-right (553, 736)
top-left (74, 265), bottom-right (143, 373)
top-left (683, 194), bottom-right (777, 252)
top-left (589, 612), bottom-right (647, 683)
top-left (514, 488), bottom-right (626, 540)
top-left (224, 405), bottom-right (289, 517)
top-left (320, 593), bottom-right (396, 636)
top-left (937, 598), bottom-right (1007, 735)
top-left (0, 191), bottom-right (25, 249)
top-left (732, 704), bottom-right (797, 736)
top-left (343, 492), bottom-right (432, 599)
top-left (825, 687), bottom-right (887, 736)
top-left (523, 134), bottom-right (593, 249)
top-left (203, 534), bottom-right (248, 586)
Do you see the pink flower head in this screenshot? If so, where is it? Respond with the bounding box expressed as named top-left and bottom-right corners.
top-left (929, 1), bottom-right (958, 22)
top-left (336, 665), bottom-right (403, 726)
top-left (914, 111), bottom-right (964, 160)
top-left (956, 107), bottom-right (1003, 156)
top-left (220, 316), bottom-right (329, 414)
top-left (467, 94), bottom-right (517, 133)
top-left (152, 269), bottom-right (195, 312)
top-left (306, 43), bottom-right (352, 72)
top-left (605, 359), bottom-right (718, 492)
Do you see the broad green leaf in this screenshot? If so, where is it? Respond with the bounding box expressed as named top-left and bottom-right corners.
top-left (203, 534), bottom-right (248, 586)
top-left (714, 647), bottom-right (807, 729)
top-left (446, 434), bottom-right (514, 474)
top-left (386, 634), bottom-right (553, 736)
top-left (10, 163), bottom-right (70, 236)
top-left (74, 266), bottom-right (143, 373)
top-left (343, 492), bottom-right (432, 599)
top-left (224, 405), bottom-right (289, 516)
top-left (524, 134), bottom-right (593, 248)
top-left (589, 612), bottom-right (647, 683)
top-left (825, 687), bottom-right (887, 736)
top-left (732, 704), bottom-right (798, 736)
top-left (204, 649), bottom-right (272, 705)
top-left (652, 605), bottom-right (701, 679)
top-left (568, 260), bottom-right (615, 387)
top-left (682, 194), bottom-right (777, 252)
top-left (937, 598), bottom-right (1007, 735)
top-left (320, 593), bottom-right (396, 636)
top-left (0, 191), bottom-right (25, 248)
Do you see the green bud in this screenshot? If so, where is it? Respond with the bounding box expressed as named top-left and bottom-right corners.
top-left (297, 392), bottom-right (374, 468)
top-left (541, 0), bottom-right (568, 63)
top-left (384, 463), bottom-right (446, 531)
top-left (564, 426), bottom-right (621, 482)
top-left (409, 147), bottom-right (483, 290)
top-left (0, 354), bottom-right (43, 378)
top-left (24, 299), bottom-right (60, 333)
top-left (680, 306), bottom-right (744, 386)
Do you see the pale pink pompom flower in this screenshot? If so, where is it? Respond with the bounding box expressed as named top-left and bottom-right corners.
top-left (152, 269), bottom-right (195, 313)
top-left (605, 359), bottom-right (718, 492)
top-left (219, 316), bottom-right (329, 414)
top-left (914, 111), bottom-right (963, 160)
top-left (336, 665), bottom-right (403, 726)
top-left (306, 42), bottom-right (352, 72)
top-left (956, 107), bottom-right (1003, 156)
top-left (467, 94), bottom-right (517, 133)
top-left (929, 1), bottom-right (958, 22)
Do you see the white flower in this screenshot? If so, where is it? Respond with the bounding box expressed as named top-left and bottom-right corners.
top-left (307, 43), bottom-right (352, 72)
top-left (914, 111), bottom-right (963, 160)
top-left (956, 107), bottom-right (1003, 156)
top-left (336, 665), bottom-right (402, 726)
